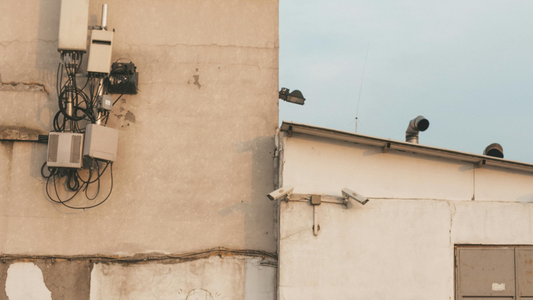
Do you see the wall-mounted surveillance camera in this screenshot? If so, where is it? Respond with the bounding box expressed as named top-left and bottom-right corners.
top-left (267, 186), bottom-right (294, 201)
top-left (341, 188), bottom-right (369, 205)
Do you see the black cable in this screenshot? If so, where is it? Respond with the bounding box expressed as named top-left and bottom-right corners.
top-left (45, 172), bottom-right (79, 204)
top-left (76, 160), bottom-right (109, 184)
top-left (115, 58), bottom-right (132, 63)
top-left (56, 62), bottom-right (62, 96)
top-left (53, 111), bottom-right (65, 132)
top-left (112, 94), bottom-right (123, 106)
top-left (41, 162), bottom-right (52, 178)
top-left (85, 161), bottom-right (101, 200)
top-left (56, 163), bottom-right (114, 210)
top-left (58, 87), bottom-right (92, 121)
top-left (66, 169), bottom-right (80, 191)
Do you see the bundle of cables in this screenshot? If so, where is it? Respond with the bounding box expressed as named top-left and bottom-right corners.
top-left (42, 52), bottom-right (122, 209)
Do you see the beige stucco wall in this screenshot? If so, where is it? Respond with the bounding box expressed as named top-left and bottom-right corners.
top-left (279, 133), bottom-right (533, 299)
top-left (0, 0), bottom-right (279, 256)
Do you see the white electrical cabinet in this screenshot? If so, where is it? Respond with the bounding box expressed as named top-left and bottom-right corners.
top-left (83, 124), bottom-right (118, 162)
top-left (58, 0), bottom-right (90, 52)
top-left (87, 30), bottom-right (114, 74)
top-left (47, 132), bottom-right (84, 168)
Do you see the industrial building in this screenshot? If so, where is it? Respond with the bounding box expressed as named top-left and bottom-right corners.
top-left (2, 1), bottom-right (533, 299)
top-left (276, 121), bottom-right (533, 299)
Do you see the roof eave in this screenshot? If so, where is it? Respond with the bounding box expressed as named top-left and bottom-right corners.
top-left (280, 121), bottom-right (533, 173)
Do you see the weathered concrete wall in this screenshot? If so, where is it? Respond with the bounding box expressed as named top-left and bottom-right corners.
top-left (0, 0), bottom-right (278, 255)
top-left (1, 0), bottom-right (278, 297)
top-left (0, 254), bottom-right (275, 300)
top-left (90, 256), bottom-right (276, 300)
top-left (278, 133), bottom-right (533, 299)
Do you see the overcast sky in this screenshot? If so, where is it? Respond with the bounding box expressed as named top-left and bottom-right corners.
top-left (279, 0), bottom-right (533, 163)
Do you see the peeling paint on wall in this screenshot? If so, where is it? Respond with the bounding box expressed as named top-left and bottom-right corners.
top-left (0, 125), bottom-right (45, 141)
top-left (0, 74), bottom-right (49, 94)
top-left (124, 111), bottom-right (136, 123)
top-left (193, 75), bottom-right (202, 89)
top-left (5, 263), bottom-right (51, 300)
top-left (0, 253), bottom-right (275, 300)
top-left (35, 260), bottom-right (92, 300)
top-left (89, 256), bottom-right (276, 300)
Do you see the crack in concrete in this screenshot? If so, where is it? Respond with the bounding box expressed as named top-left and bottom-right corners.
top-left (0, 71), bottom-right (50, 94)
top-left (0, 247), bottom-right (278, 263)
top-left (0, 38), bottom-right (57, 47)
top-left (122, 41), bottom-right (276, 50)
top-left (446, 201), bottom-right (456, 246)
top-left (280, 228), bottom-right (307, 241)
top-left (0, 81), bottom-right (50, 94)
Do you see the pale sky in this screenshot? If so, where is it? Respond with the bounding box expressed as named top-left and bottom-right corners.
top-left (279, 0), bottom-right (533, 163)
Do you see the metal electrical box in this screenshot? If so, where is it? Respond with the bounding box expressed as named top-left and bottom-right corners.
top-left (87, 30), bottom-right (114, 74)
top-left (456, 246), bottom-right (533, 299)
top-left (58, 0), bottom-right (89, 52)
top-left (100, 95), bottom-right (113, 111)
top-left (83, 124), bottom-right (118, 162)
top-left (47, 132), bottom-right (84, 168)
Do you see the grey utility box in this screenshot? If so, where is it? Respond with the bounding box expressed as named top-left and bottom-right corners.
top-left (47, 132), bottom-right (84, 168)
top-left (58, 0), bottom-right (89, 52)
top-left (100, 95), bottom-right (113, 111)
top-left (83, 124), bottom-right (118, 162)
top-left (87, 30), bottom-right (114, 74)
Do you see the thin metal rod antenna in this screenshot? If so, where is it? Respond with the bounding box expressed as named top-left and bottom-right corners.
top-left (101, 4), bottom-right (108, 30)
top-left (355, 41), bottom-right (370, 133)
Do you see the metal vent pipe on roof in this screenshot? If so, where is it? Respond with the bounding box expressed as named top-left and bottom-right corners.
top-left (483, 143), bottom-right (504, 158)
top-left (405, 115), bottom-right (429, 144)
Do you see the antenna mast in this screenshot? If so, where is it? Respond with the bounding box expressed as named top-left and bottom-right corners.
top-left (355, 42), bottom-right (370, 133)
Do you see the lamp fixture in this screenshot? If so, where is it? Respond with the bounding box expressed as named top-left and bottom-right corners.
top-left (279, 87), bottom-right (305, 105)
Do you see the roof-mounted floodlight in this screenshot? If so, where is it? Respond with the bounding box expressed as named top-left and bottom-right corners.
top-left (406, 115), bottom-right (430, 144)
top-left (279, 88), bottom-right (305, 105)
top-left (267, 186), bottom-right (294, 201)
top-left (483, 143), bottom-right (504, 158)
top-left (341, 188), bottom-right (368, 206)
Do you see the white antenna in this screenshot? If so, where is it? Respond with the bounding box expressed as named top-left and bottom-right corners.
top-left (355, 42), bottom-right (370, 133)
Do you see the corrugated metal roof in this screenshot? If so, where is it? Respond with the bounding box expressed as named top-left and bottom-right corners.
top-left (280, 121), bottom-right (533, 173)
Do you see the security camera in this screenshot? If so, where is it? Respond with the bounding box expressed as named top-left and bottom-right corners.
top-left (267, 186), bottom-right (294, 201)
top-left (342, 188), bottom-right (369, 205)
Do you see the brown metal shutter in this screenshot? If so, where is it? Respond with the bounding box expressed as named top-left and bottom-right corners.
top-left (456, 247), bottom-right (515, 299)
top-left (456, 246), bottom-right (533, 300)
top-left (516, 249), bottom-right (533, 299)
